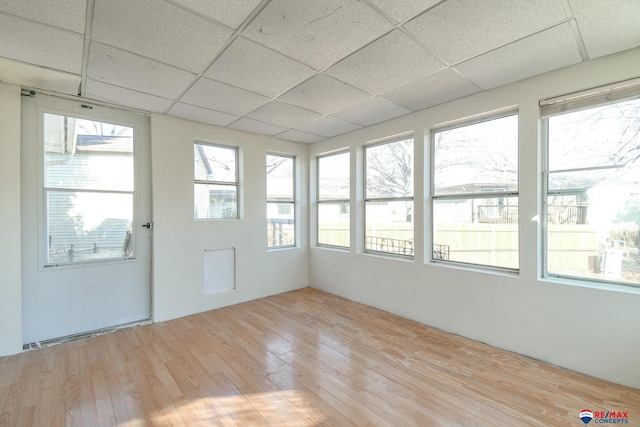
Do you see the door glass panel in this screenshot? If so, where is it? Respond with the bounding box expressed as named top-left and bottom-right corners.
top-left (44, 113), bottom-right (133, 191)
top-left (47, 191), bottom-right (133, 263)
top-left (43, 113), bottom-right (135, 265)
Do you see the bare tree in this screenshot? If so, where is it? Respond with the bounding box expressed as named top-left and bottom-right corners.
top-left (366, 139), bottom-right (413, 197)
top-left (266, 155), bottom-right (289, 176)
top-left (77, 120), bottom-right (129, 137)
top-left (433, 117), bottom-right (519, 192)
top-left (365, 139), bottom-right (413, 222)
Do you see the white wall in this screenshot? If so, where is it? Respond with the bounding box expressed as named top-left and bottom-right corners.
top-left (0, 83), bottom-right (22, 357)
top-left (151, 114), bottom-right (309, 322)
top-left (309, 47), bottom-right (640, 388)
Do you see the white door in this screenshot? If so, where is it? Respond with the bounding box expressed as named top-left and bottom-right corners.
top-left (21, 94), bottom-right (152, 344)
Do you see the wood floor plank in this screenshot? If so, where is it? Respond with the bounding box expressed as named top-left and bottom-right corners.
top-left (1, 288), bottom-right (638, 426)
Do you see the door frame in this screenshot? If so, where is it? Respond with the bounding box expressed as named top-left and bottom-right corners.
top-left (21, 93), bottom-right (154, 344)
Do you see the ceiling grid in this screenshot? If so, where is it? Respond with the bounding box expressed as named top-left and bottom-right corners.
top-left (0, 0), bottom-right (638, 143)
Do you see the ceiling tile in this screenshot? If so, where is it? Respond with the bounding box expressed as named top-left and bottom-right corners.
top-left (204, 37), bottom-right (316, 98)
top-left (169, 102), bottom-right (239, 127)
top-left (0, 0), bottom-right (86, 33)
top-left (333, 96), bottom-right (412, 126)
top-left (180, 77), bottom-right (270, 116)
top-left (454, 24), bottom-right (583, 90)
top-left (279, 74), bottom-right (370, 115)
top-left (85, 80), bottom-right (172, 113)
top-left (382, 68), bottom-right (480, 111)
top-left (326, 30), bottom-right (445, 95)
top-left (0, 13), bottom-right (84, 74)
top-left (247, 101), bottom-right (322, 128)
top-left (294, 116), bottom-right (361, 138)
top-left (0, 57), bottom-right (80, 95)
top-left (228, 117), bottom-right (288, 136)
top-left (277, 129), bottom-right (325, 144)
top-left (88, 43), bottom-right (196, 99)
top-left (368, 0), bottom-right (443, 24)
top-left (404, 0), bottom-right (567, 64)
top-left (243, 0), bottom-right (393, 70)
top-left (168, 0), bottom-right (263, 29)
top-left (569, 0), bottom-right (640, 59)
top-left (92, 0), bottom-right (232, 73)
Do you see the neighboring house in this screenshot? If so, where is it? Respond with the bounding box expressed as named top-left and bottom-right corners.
top-left (194, 145), bottom-right (237, 219)
top-left (47, 133), bottom-right (133, 262)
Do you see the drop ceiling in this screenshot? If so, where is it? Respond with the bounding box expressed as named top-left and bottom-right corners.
top-left (0, 0), bottom-right (639, 143)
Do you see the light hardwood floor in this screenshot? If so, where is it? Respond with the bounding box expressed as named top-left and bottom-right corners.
top-left (0, 288), bottom-right (638, 426)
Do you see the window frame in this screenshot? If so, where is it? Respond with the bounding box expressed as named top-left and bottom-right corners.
top-left (363, 137), bottom-right (415, 258)
top-left (317, 150), bottom-right (350, 249)
top-left (430, 111), bottom-right (520, 273)
top-left (193, 142), bottom-right (239, 220)
top-left (267, 153), bottom-right (296, 249)
top-left (541, 81), bottom-right (640, 288)
top-left (40, 109), bottom-right (139, 268)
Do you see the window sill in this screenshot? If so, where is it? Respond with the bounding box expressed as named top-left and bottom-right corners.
top-left (41, 256), bottom-right (138, 272)
top-left (540, 275), bottom-right (640, 295)
top-left (267, 245), bottom-right (298, 252)
top-left (194, 218), bottom-right (241, 221)
top-left (314, 244), bottom-right (350, 253)
top-left (360, 251), bottom-right (414, 263)
top-left (428, 259), bottom-right (519, 278)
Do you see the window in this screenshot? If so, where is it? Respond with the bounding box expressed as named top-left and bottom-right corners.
top-left (44, 113), bottom-right (134, 265)
top-left (543, 83), bottom-right (640, 287)
top-left (267, 154), bottom-right (295, 248)
top-left (194, 143), bottom-right (238, 219)
top-left (364, 138), bottom-right (414, 256)
top-left (432, 114), bottom-right (519, 270)
top-left (317, 151), bottom-right (350, 248)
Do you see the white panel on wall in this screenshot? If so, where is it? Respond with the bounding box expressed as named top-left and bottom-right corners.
top-left (203, 248), bottom-right (235, 294)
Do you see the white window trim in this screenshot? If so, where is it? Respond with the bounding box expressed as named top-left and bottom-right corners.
top-left (194, 142), bottom-right (239, 220)
top-left (430, 111), bottom-right (519, 273)
top-left (267, 153), bottom-right (296, 250)
top-left (541, 81), bottom-right (640, 288)
top-left (363, 138), bottom-right (415, 258)
top-left (317, 150), bottom-right (350, 249)
top-left (40, 107), bottom-right (140, 269)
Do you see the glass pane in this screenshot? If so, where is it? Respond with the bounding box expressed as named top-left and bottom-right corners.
top-left (318, 202), bottom-right (350, 247)
top-left (267, 202), bottom-right (295, 247)
top-left (194, 144), bottom-right (237, 183)
top-left (547, 168), bottom-right (640, 192)
top-left (319, 152), bottom-right (349, 200)
top-left (546, 97), bottom-right (640, 286)
top-left (47, 191), bottom-right (133, 264)
top-left (267, 154), bottom-right (294, 200)
top-left (366, 138), bottom-right (413, 198)
top-left (194, 183), bottom-right (238, 219)
top-left (433, 197), bottom-right (519, 269)
top-left (548, 99), bottom-right (640, 171)
top-left (547, 190), bottom-right (640, 286)
top-left (434, 115), bottom-right (518, 195)
top-left (44, 113), bottom-right (133, 191)
top-left (365, 200), bottom-right (413, 256)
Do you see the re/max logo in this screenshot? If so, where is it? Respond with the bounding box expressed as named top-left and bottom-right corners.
top-left (591, 411), bottom-right (629, 424)
top-left (594, 412), bottom-right (628, 419)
